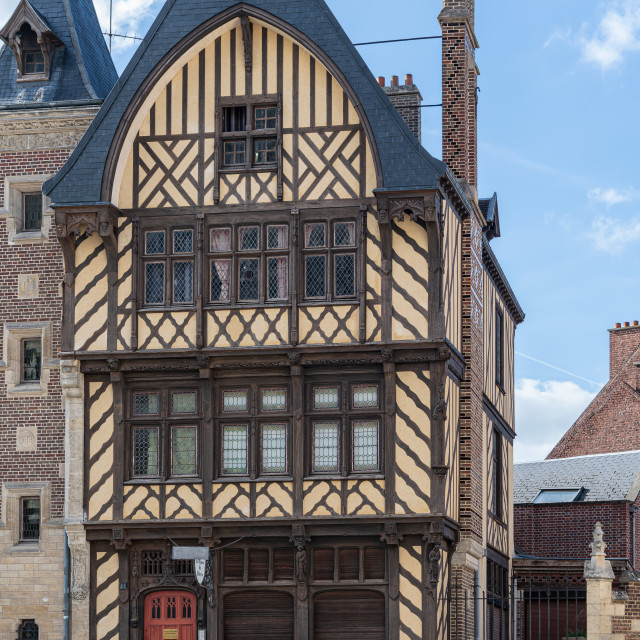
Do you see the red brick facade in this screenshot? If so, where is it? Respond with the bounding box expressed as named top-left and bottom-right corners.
top-left (549, 324), bottom-right (640, 459)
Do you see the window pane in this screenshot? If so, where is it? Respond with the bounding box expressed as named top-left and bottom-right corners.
top-left (211, 227), bottom-right (231, 252)
top-left (254, 138), bottom-right (277, 164)
top-left (172, 392), bottom-right (197, 414)
top-left (173, 262), bottom-right (193, 303)
top-left (239, 258), bottom-right (259, 301)
top-left (23, 193), bottom-right (42, 231)
top-left (353, 421), bottom-right (379, 471)
top-left (174, 229), bottom-right (193, 253)
top-left (22, 339), bottom-right (41, 382)
top-left (224, 140), bottom-right (245, 165)
top-left (255, 106), bottom-right (277, 129)
top-left (145, 231), bottom-right (165, 254)
top-left (25, 51), bottom-right (44, 74)
top-left (267, 257), bottom-right (288, 300)
top-left (262, 388), bottom-right (287, 411)
top-left (211, 260), bottom-right (231, 302)
top-left (335, 254), bottom-right (355, 297)
top-left (261, 424), bottom-right (287, 474)
top-left (134, 392), bottom-right (159, 415)
top-left (22, 498), bottom-right (40, 540)
top-left (222, 425), bottom-right (248, 475)
top-left (305, 255), bottom-right (326, 298)
top-left (305, 223), bottom-right (326, 248)
top-left (223, 389), bottom-right (248, 412)
top-left (314, 386), bottom-right (339, 410)
top-left (353, 385), bottom-right (378, 409)
top-left (267, 225), bottom-right (288, 249)
top-left (313, 423), bottom-right (339, 472)
top-left (334, 222), bottom-right (356, 247)
top-left (238, 226), bottom-right (259, 251)
top-left (133, 427), bottom-right (159, 476)
top-left (145, 263), bottom-right (165, 304)
top-left (172, 426), bottom-right (197, 476)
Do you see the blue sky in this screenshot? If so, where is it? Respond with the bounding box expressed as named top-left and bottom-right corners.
top-left (3, 0), bottom-right (638, 461)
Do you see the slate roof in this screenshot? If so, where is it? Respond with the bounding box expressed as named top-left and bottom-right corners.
top-left (0, 0), bottom-right (117, 107)
top-left (44, 0), bottom-right (450, 205)
top-left (514, 450), bottom-right (640, 504)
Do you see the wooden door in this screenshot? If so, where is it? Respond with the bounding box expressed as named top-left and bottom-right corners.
top-left (223, 591), bottom-right (294, 640)
top-left (144, 591), bottom-right (197, 640)
top-left (313, 590), bottom-right (386, 640)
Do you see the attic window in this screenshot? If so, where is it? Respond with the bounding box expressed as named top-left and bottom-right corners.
top-left (19, 23), bottom-right (44, 75)
top-left (533, 488), bottom-right (584, 504)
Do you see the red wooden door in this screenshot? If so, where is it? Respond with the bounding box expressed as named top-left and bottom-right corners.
top-left (144, 591), bottom-right (197, 640)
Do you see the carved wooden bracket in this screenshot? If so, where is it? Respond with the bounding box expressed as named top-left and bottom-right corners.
top-left (290, 525), bottom-right (310, 601)
top-left (423, 522), bottom-right (445, 597)
top-left (111, 528), bottom-right (131, 551)
top-left (380, 522), bottom-right (402, 546)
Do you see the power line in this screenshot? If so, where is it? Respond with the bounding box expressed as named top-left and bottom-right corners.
top-left (354, 35), bottom-right (442, 46)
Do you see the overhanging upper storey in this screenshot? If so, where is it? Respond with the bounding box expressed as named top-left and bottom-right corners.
top-left (43, 0), bottom-right (448, 206)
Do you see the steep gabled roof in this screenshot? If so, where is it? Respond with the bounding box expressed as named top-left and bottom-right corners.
top-left (0, 0), bottom-right (117, 107)
top-left (44, 0), bottom-right (448, 205)
top-left (514, 450), bottom-right (640, 504)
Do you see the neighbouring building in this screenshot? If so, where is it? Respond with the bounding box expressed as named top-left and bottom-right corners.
top-left (513, 450), bottom-right (640, 639)
top-left (43, 0), bottom-right (523, 639)
top-left (0, 1), bottom-right (116, 638)
top-left (549, 322), bottom-right (640, 459)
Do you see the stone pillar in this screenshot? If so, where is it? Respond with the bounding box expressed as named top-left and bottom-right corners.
top-left (61, 360), bottom-right (90, 640)
top-left (584, 522), bottom-right (625, 640)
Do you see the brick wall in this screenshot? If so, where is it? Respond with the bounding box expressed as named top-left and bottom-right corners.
top-left (610, 324), bottom-right (640, 382)
top-left (382, 79), bottom-right (422, 141)
top-left (612, 575), bottom-right (640, 638)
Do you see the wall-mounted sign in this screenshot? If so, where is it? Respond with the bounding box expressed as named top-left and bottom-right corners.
top-left (195, 558), bottom-right (206, 585)
top-left (172, 546), bottom-right (210, 561)
top-left (163, 629), bottom-right (179, 640)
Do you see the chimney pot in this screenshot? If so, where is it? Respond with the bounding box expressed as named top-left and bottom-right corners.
top-left (405, 73), bottom-right (413, 86)
top-left (391, 75), bottom-right (399, 87)
top-left (377, 76), bottom-right (385, 87)
top-left (625, 322), bottom-right (630, 328)
top-left (616, 323), bottom-right (622, 329)
top-left (634, 321), bottom-right (639, 327)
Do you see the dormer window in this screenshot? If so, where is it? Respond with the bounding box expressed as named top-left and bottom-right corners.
top-left (18, 23), bottom-right (44, 76)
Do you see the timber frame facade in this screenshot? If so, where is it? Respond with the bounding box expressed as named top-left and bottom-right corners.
top-left (44, 1), bottom-right (524, 639)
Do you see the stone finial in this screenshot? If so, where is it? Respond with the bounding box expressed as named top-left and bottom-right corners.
top-left (585, 522), bottom-right (614, 579)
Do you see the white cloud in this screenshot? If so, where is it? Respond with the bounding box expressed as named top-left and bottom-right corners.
top-left (588, 214), bottom-right (640, 253)
top-left (588, 187), bottom-right (634, 207)
top-left (514, 378), bottom-right (596, 463)
top-left (580, 0), bottom-right (640, 69)
top-left (544, 27), bottom-right (574, 49)
top-left (93, 0), bottom-right (162, 51)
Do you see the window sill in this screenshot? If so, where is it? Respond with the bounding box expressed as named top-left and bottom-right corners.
top-left (213, 476), bottom-right (293, 484)
top-left (299, 299), bottom-right (359, 307)
top-left (8, 382), bottom-right (46, 396)
top-left (9, 542), bottom-right (43, 554)
top-left (218, 165), bottom-right (278, 174)
top-left (10, 231), bottom-right (47, 245)
top-left (304, 474), bottom-right (385, 482)
top-left (124, 479), bottom-right (203, 486)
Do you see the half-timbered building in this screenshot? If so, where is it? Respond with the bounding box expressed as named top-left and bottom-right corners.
top-left (43, 0), bottom-right (524, 638)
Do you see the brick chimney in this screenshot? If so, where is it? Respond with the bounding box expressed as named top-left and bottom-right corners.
top-left (379, 74), bottom-right (423, 141)
top-left (609, 322), bottom-right (640, 380)
top-left (439, 0), bottom-right (479, 195)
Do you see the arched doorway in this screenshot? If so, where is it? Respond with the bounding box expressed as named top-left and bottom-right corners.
top-left (313, 590), bottom-right (386, 640)
top-left (144, 591), bottom-right (197, 640)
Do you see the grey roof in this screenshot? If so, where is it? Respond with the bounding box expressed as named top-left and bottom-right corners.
top-left (0, 0), bottom-right (117, 107)
top-left (44, 0), bottom-right (448, 205)
top-left (514, 451), bottom-right (640, 504)
top-left (479, 192), bottom-right (500, 240)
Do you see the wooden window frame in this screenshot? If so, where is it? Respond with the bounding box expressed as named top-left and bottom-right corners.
top-left (217, 96), bottom-right (282, 173)
top-left (215, 381), bottom-right (292, 481)
top-left (140, 225), bottom-right (196, 309)
top-left (126, 387), bottom-right (201, 483)
top-left (305, 377), bottom-right (383, 478)
top-left (301, 216), bottom-right (359, 303)
top-left (207, 221), bottom-right (289, 306)
top-left (495, 306), bottom-right (505, 391)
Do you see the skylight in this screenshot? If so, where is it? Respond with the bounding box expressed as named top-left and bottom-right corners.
top-left (533, 489), bottom-right (583, 504)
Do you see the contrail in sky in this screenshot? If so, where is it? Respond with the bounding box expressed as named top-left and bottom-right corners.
top-left (515, 351), bottom-right (603, 388)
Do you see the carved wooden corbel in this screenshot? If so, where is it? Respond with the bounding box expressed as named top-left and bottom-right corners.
top-left (111, 528), bottom-right (131, 551)
top-left (380, 522), bottom-right (402, 546)
top-left (423, 522), bottom-right (445, 598)
top-left (290, 525), bottom-right (310, 601)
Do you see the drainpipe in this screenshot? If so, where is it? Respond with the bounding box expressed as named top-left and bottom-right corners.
top-left (64, 530), bottom-right (70, 640)
top-left (631, 505), bottom-right (637, 570)
top-left (474, 569), bottom-right (482, 640)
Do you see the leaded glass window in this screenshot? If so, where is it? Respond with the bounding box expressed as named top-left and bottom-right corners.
top-left (261, 424), bottom-right (287, 474)
top-left (173, 261), bottom-right (193, 304)
top-left (132, 427), bottom-right (159, 477)
top-left (171, 426), bottom-right (197, 476)
top-left (238, 258), bottom-right (259, 301)
top-left (305, 223), bottom-right (326, 248)
top-left (172, 392), bottom-right (197, 414)
top-left (353, 385), bottom-right (378, 409)
top-left (211, 227), bottom-right (232, 252)
top-left (305, 255), bottom-right (326, 298)
top-left (23, 193), bottom-right (42, 231)
top-left (21, 498), bottom-right (40, 541)
top-left (239, 226), bottom-right (259, 251)
top-left (211, 260), bottom-right (231, 302)
top-left (145, 231), bottom-right (165, 254)
top-left (222, 425), bottom-right (248, 475)
top-left (314, 387), bottom-right (339, 410)
top-left (335, 254), bottom-right (355, 297)
top-left (18, 620), bottom-right (38, 640)
top-left (267, 257), bottom-right (288, 300)
top-left (173, 229), bottom-right (193, 254)
top-left (223, 389), bottom-right (248, 413)
top-left (353, 421), bottom-right (379, 471)
top-left (334, 222), bottom-right (356, 247)
top-left (262, 388), bottom-right (287, 412)
top-left (134, 392), bottom-right (159, 415)
top-left (145, 263), bottom-right (165, 305)
top-left (313, 423), bottom-right (339, 472)
top-left (22, 339), bottom-right (41, 382)
top-left (267, 225), bottom-right (288, 249)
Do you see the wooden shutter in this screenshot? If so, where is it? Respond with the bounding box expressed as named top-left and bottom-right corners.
top-left (313, 590), bottom-right (385, 640)
top-left (223, 591), bottom-right (294, 640)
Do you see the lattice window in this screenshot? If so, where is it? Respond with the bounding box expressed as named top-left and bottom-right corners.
top-left (22, 339), bottom-right (41, 383)
top-left (23, 193), bottom-right (42, 231)
top-left (261, 387), bottom-right (287, 412)
top-left (334, 222), bottom-right (356, 247)
top-left (353, 420), bottom-right (379, 471)
top-left (305, 255), bottom-right (326, 299)
top-left (267, 257), bottom-right (288, 300)
top-left (261, 424), bottom-right (287, 474)
top-left (142, 551), bottom-right (163, 575)
top-left (211, 227), bottom-right (232, 252)
top-left (171, 426), bottom-right (197, 476)
top-left (145, 231), bottom-right (165, 254)
top-left (314, 387), bottom-right (339, 410)
top-left (145, 263), bottom-right (165, 305)
top-left (353, 385), bottom-right (378, 409)
top-left (20, 498), bottom-right (40, 541)
top-left (211, 260), bottom-right (231, 302)
top-left (313, 423), bottom-right (339, 472)
top-left (173, 261), bottom-right (193, 304)
top-left (334, 254), bottom-right (355, 297)
top-left (222, 425), bottom-right (248, 475)
top-left (134, 392), bottom-right (159, 415)
top-left (172, 392), bottom-right (197, 414)
top-left (132, 427), bottom-right (159, 477)
top-left (239, 226), bottom-right (259, 251)
top-left (173, 229), bottom-right (194, 254)
top-left (238, 258), bottom-right (259, 301)
top-left (18, 620), bottom-right (38, 640)
top-left (223, 389), bottom-right (248, 413)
